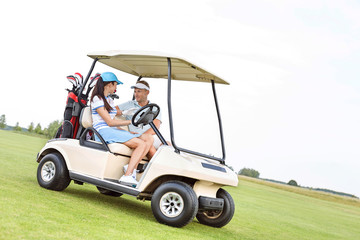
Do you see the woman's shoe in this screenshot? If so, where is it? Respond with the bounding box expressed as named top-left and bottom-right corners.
top-left (119, 175), bottom-right (138, 187)
top-left (123, 164), bottom-right (137, 179)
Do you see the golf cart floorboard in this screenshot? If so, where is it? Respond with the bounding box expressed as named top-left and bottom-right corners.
top-left (69, 171), bottom-right (140, 196)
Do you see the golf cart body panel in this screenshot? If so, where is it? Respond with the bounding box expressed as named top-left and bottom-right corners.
top-left (37, 139), bottom-right (238, 196)
top-left (87, 50), bottom-right (229, 85)
top-left (37, 140), bottom-right (128, 179)
top-left (138, 146), bottom-right (238, 191)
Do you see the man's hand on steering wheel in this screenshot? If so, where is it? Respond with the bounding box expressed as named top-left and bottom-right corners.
top-left (131, 103), bottom-right (160, 127)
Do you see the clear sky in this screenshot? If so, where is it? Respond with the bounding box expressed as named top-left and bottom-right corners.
top-left (1, 0), bottom-right (359, 197)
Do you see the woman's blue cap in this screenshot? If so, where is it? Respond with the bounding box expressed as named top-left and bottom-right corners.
top-left (101, 72), bottom-right (123, 85)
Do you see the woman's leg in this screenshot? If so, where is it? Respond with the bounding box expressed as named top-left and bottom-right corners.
top-left (123, 138), bottom-right (146, 176)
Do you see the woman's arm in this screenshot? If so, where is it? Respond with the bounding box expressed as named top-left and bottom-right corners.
top-left (96, 107), bottom-right (130, 127)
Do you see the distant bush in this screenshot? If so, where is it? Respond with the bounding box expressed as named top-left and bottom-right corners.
top-left (44, 120), bottom-right (62, 139)
top-left (14, 122), bottom-right (22, 132)
top-left (34, 123), bottom-right (42, 134)
top-left (288, 180), bottom-right (298, 186)
top-left (0, 114), bottom-right (6, 129)
top-left (26, 121), bottom-right (62, 139)
top-left (28, 122), bottom-right (34, 133)
top-left (238, 168), bottom-right (260, 178)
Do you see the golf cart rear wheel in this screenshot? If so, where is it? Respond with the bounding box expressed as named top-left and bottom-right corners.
top-left (96, 186), bottom-right (123, 197)
top-left (37, 153), bottom-right (70, 191)
top-left (196, 188), bottom-right (235, 228)
top-left (151, 181), bottom-right (198, 228)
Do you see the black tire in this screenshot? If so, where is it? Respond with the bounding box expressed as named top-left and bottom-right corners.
top-left (196, 188), bottom-right (235, 228)
top-left (96, 186), bottom-right (123, 197)
top-left (151, 181), bottom-right (198, 228)
top-left (37, 153), bottom-right (71, 191)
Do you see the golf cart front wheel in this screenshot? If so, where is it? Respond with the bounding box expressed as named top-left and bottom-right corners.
top-left (37, 153), bottom-right (70, 191)
top-left (151, 181), bottom-right (198, 228)
top-left (196, 188), bottom-right (235, 228)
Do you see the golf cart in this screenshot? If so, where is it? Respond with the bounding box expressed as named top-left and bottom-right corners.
top-left (36, 51), bottom-right (238, 228)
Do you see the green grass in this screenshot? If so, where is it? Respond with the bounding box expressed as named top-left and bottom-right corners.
top-left (1, 130), bottom-right (359, 240)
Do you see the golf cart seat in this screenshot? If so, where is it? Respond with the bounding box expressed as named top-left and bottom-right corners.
top-left (80, 106), bottom-right (129, 131)
top-left (80, 106), bottom-right (148, 159)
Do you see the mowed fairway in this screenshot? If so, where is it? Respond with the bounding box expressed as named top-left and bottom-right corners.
top-left (1, 130), bottom-right (359, 240)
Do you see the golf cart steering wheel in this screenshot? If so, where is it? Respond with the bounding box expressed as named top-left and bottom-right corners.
top-left (131, 103), bottom-right (160, 127)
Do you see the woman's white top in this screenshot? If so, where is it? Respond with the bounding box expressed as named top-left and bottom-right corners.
top-left (91, 96), bottom-right (117, 131)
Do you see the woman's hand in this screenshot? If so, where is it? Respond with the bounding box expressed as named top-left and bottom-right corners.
top-left (96, 107), bottom-right (131, 127)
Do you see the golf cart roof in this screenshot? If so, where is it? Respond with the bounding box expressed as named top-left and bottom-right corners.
top-left (87, 50), bottom-right (229, 85)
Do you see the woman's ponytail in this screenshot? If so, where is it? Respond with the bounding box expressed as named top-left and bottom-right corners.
top-left (90, 77), bottom-right (113, 112)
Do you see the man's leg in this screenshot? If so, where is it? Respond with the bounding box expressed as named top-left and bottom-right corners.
top-left (123, 138), bottom-right (146, 175)
top-left (139, 133), bottom-right (154, 159)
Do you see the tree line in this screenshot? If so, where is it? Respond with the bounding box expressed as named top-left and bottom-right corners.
top-left (238, 168), bottom-right (260, 178)
top-left (0, 114), bottom-right (61, 139)
top-left (238, 167), bottom-right (299, 186)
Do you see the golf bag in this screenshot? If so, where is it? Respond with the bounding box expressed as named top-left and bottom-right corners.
top-left (55, 91), bottom-right (87, 139)
top-left (55, 72), bottom-right (100, 139)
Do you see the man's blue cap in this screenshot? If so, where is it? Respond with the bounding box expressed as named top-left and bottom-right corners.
top-left (101, 72), bottom-right (123, 85)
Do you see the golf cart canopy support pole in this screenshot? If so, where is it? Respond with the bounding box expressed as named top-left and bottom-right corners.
top-left (149, 122), bottom-right (168, 146)
top-left (167, 58), bottom-right (226, 164)
top-left (211, 79), bottom-right (226, 161)
top-left (78, 58), bottom-right (98, 106)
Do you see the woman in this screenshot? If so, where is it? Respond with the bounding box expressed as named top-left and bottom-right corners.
top-left (90, 72), bottom-right (153, 187)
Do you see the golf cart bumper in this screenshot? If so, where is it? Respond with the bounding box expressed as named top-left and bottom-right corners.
top-left (199, 196), bottom-right (224, 211)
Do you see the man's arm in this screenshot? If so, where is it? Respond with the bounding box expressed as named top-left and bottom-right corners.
top-left (145, 119), bottom-right (161, 135)
top-left (115, 106), bottom-right (122, 116)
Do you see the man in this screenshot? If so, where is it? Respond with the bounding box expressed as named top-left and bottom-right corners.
top-left (117, 80), bottom-right (162, 158)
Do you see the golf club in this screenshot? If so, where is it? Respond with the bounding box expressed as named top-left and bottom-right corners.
top-left (66, 75), bottom-right (77, 90)
top-left (86, 73), bottom-right (100, 96)
top-left (75, 72), bottom-right (84, 94)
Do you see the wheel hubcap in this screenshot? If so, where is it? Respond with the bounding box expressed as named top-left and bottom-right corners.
top-left (159, 192), bottom-right (184, 218)
top-left (41, 161), bottom-right (56, 182)
top-left (203, 209), bottom-right (223, 219)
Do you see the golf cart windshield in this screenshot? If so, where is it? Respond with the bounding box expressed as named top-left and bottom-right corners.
top-left (83, 51), bottom-right (228, 163)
